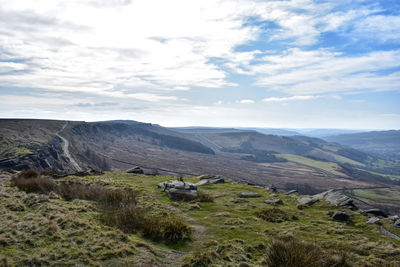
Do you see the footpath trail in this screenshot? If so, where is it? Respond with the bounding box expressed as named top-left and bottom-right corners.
top-left (56, 122), bottom-right (82, 172)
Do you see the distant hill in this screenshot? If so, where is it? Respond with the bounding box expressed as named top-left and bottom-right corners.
top-left (325, 130), bottom-right (400, 160)
top-left (295, 129), bottom-right (365, 137)
top-left (170, 127), bottom-right (250, 134)
top-left (1, 119), bottom-right (399, 192)
top-left (172, 126), bottom-right (299, 136)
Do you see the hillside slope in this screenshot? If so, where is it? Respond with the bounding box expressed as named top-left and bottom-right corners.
top-left (1, 170), bottom-right (400, 266)
top-left (325, 130), bottom-right (400, 160)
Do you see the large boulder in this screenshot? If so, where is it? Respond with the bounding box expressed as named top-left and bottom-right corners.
top-left (158, 180), bottom-right (198, 200)
top-left (366, 217), bottom-right (381, 225)
top-left (313, 190), bottom-right (356, 209)
top-left (296, 197), bottom-right (319, 206)
top-left (127, 166), bottom-right (144, 174)
top-left (363, 209), bottom-right (387, 218)
top-left (285, 190), bottom-right (298, 195)
top-left (196, 177), bottom-right (225, 186)
top-left (331, 211), bottom-right (350, 222)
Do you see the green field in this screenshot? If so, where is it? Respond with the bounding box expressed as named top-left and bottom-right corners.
top-left (276, 154), bottom-right (346, 177)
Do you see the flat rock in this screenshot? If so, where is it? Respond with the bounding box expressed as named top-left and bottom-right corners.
top-left (364, 209), bottom-right (387, 218)
top-left (296, 197), bottom-right (319, 206)
top-left (195, 177), bottom-right (224, 186)
top-left (167, 188), bottom-right (198, 200)
top-left (331, 211), bottom-right (350, 222)
top-left (285, 190), bottom-right (298, 195)
top-left (388, 215), bottom-right (400, 222)
top-left (264, 199), bottom-right (283, 205)
top-left (240, 192), bottom-right (261, 198)
top-left (366, 217), bottom-right (380, 224)
top-left (313, 190), bottom-right (355, 208)
top-left (127, 166), bottom-right (144, 174)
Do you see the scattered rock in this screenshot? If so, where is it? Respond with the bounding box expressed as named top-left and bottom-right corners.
top-left (264, 199), bottom-right (283, 205)
top-left (126, 166), bottom-right (144, 174)
top-left (6, 202), bottom-right (25, 212)
top-left (285, 190), bottom-right (298, 195)
top-left (240, 192), bottom-right (261, 198)
top-left (158, 180), bottom-right (198, 200)
top-left (296, 197), bottom-right (319, 206)
top-left (313, 190), bottom-right (356, 209)
top-left (366, 217), bottom-right (381, 225)
top-left (388, 215), bottom-right (400, 222)
top-left (195, 177), bottom-right (225, 186)
top-left (331, 211), bottom-right (350, 222)
top-left (394, 220), bottom-right (400, 227)
top-left (363, 209), bottom-right (387, 218)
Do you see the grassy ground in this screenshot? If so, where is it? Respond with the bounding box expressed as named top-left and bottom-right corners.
top-left (276, 154), bottom-right (346, 177)
top-left (1, 171), bottom-right (400, 266)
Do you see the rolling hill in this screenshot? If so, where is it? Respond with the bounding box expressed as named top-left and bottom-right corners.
top-left (0, 119), bottom-right (399, 197)
top-left (325, 130), bottom-right (400, 160)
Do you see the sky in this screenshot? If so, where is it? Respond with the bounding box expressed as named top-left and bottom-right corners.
top-left (0, 0), bottom-right (399, 129)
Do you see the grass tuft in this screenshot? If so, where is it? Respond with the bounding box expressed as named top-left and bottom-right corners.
top-left (11, 176), bottom-right (57, 194)
top-left (265, 238), bottom-right (350, 267)
top-left (17, 169), bottom-right (40, 179)
top-left (255, 208), bottom-right (296, 223)
top-left (197, 191), bottom-right (214, 202)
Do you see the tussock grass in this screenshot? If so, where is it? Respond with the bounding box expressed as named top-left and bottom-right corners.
top-left (265, 238), bottom-right (350, 267)
top-left (11, 171), bottom-right (190, 244)
top-left (197, 191), bottom-right (214, 202)
top-left (17, 169), bottom-right (40, 179)
top-left (255, 207), bottom-right (297, 223)
top-left (11, 176), bottom-right (57, 194)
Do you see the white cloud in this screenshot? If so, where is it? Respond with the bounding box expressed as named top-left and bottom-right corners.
top-left (252, 49), bottom-right (400, 94)
top-left (262, 95), bottom-right (319, 102)
top-left (353, 15), bottom-right (400, 43)
top-left (239, 99), bottom-right (255, 104)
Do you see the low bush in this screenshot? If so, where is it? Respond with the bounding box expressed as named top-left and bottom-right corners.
top-left (265, 238), bottom-right (350, 267)
top-left (12, 176), bottom-right (189, 244)
top-left (162, 217), bottom-right (192, 244)
top-left (17, 169), bottom-right (40, 179)
top-left (141, 216), bottom-right (164, 241)
top-left (256, 208), bottom-right (296, 223)
top-left (142, 216), bottom-right (192, 243)
top-left (11, 176), bottom-right (57, 194)
top-left (101, 204), bottom-right (144, 233)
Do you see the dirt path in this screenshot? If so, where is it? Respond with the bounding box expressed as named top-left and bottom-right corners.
top-left (56, 122), bottom-right (82, 172)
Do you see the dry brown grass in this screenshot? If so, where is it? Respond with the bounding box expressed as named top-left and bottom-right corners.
top-left (11, 176), bottom-right (57, 194)
top-left (17, 169), bottom-right (40, 179)
top-left (265, 238), bottom-right (350, 267)
top-left (256, 208), bottom-right (297, 223)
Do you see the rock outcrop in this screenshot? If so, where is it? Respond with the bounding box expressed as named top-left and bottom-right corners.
top-left (296, 197), bottom-right (319, 206)
top-left (158, 180), bottom-right (198, 200)
top-left (313, 190), bottom-right (356, 209)
top-left (127, 166), bottom-right (144, 174)
top-left (331, 211), bottom-right (350, 222)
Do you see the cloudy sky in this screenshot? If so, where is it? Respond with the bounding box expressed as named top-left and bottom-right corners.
top-left (0, 0), bottom-right (399, 129)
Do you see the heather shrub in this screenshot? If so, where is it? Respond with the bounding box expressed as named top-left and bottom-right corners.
top-left (11, 176), bottom-right (57, 194)
top-left (17, 169), bottom-right (40, 179)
